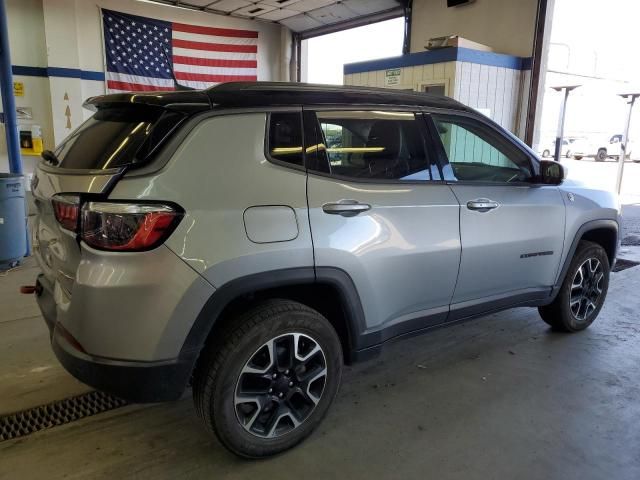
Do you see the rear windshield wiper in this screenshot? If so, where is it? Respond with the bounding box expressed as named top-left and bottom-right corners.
top-left (41, 149), bottom-right (60, 166)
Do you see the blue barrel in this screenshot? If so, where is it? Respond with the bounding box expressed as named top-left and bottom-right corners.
top-left (0, 173), bottom-right (26, 270)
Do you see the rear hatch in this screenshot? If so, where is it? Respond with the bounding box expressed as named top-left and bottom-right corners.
top-left (32, 93), bottom-right (209, 296)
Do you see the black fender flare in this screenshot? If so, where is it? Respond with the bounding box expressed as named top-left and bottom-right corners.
top-left (178, 267), bottom-right (367, 366)
top-left (550, 219), bottom-right (619, 299)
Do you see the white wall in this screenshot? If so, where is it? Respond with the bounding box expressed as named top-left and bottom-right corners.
top-left (410, 0), bottom-right (538, 57)
top-left (345, 62), bottom-right (457, 96)
top-left (454, 62), bottom-right (525, 134)
top-left (0, 0), bottom-right (53, 174)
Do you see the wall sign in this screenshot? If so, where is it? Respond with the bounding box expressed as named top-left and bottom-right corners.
top-left (385, 69), bottom-right (401, 87)
top-left (63, 92), bottom-right (71, 129)
top-left (13, 82), bottom-right (24, 97)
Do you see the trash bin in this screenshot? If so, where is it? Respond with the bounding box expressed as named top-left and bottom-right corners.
top-left (0, 173), bottom-right (27, 270)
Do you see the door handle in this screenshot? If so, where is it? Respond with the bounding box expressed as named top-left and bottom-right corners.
top-left (466, 199), bottom-right (500, 212)
top-left (322, 200), bottom-right (371, 217)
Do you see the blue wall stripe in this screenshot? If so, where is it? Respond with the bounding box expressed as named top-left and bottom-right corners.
top-left (344, 48), bottom-right (532, 75)
top-left (456, 48), bottom-right (526, 70)
top-left (80, 70), bottom-right (106, 81)
top-left (12, 65), bottom-right (47, 77)
top-left (12, 65), bottom-right (105, 81)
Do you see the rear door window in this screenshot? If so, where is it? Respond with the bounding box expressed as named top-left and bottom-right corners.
top-left (308, 110), bottom-right (436, 182)
top-left (53, 107), bottom-right (183, 170)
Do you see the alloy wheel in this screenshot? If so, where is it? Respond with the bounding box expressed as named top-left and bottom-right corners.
top-left (570, 257), bottom-right (604, 322)
top-left (234, 333), bottom-right (327, 438)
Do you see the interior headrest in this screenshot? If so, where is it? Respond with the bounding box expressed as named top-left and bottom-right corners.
top-left (365, 121), bottom-right (402, 159)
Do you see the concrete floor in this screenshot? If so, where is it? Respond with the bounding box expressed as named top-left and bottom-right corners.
top-left (1, 257), bottom-right (639, 479)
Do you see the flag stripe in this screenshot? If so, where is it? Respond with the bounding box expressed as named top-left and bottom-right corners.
top-left (107, 80), bottom-right (175, 92)
top-left (173, 63), bottom-right (256, 76)
top-left (174, 71), bottom-right (257, 82)
top-left (106, 71), bottom-right (174, 87)
top-left (172, 22), bottom-right (258, 38)
top-left (172, 47), bottom-right (256, 61)
top-left (179, 80), bottom-right (214, 90)
top-left (172, 55), bottom-right (257, 69)
top-left (172, 38), bottom-right (257, 53)
top-left (173, 29), bottom-right (258, 46)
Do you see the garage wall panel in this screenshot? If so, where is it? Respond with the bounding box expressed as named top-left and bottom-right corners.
top-left (410, 0), bottom-right (538, 57)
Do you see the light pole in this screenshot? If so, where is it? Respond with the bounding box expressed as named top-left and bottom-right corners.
top-left (551, 85), bottom-right (580, 162)
top-left (615, 93), bottom-right (639, 195)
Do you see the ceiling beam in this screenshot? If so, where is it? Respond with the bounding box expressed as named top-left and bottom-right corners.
top-left (296, 7), bottom-right (405, 40)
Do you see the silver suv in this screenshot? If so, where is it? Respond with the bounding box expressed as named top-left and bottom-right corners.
top-left (30, 82), bottom-right (620, 458)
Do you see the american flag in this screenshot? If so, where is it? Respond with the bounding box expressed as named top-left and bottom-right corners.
top-left (102, 9), bottom-right (258, 93)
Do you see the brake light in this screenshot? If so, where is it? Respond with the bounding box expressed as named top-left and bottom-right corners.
top-left (80, 202), bottom-right (183, 251)
top-left (52, 194), bottom-right (81, 232)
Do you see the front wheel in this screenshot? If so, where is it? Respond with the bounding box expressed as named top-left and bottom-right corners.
top-left (193, 299), bottom-right (343, 458)
top-left (538, 241), bottom-right (610, 332)
top-left (596, 148), bottom-right (608, 162)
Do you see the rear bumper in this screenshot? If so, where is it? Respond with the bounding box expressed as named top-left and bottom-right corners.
top-left (51, 333), bottom-right (194, 403)
top-left (36, 273), bottom-right (196, 403)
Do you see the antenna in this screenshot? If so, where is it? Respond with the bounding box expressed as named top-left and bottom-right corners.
top-left (160, 46), bottom-right (195, 91)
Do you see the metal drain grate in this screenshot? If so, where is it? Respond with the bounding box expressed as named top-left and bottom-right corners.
top-left (0, 391), bottom-right (128, 442)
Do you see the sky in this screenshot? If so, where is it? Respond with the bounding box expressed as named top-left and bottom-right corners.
top-left (304, 17), bottom-right (405, 85)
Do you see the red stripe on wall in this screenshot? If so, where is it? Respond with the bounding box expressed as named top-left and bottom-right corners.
top-left (172, 22), bottom-right (258, 38)
top-left (172, 38), bottom-right (258, 53)
top-left (107, 80), bottom-right (175, 92)
top-left (174, 71), bottom-right (258, 82)
top-left (172, 55), bottom-right (257, 69)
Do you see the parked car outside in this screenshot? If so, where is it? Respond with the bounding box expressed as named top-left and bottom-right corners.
top-left (539, 138), bottom-right (578, 159)
top-left (28, 82), bottom-right (620, 458)
top-left (594, 134), bottom-right (637, 162)
top-left (571, 137), bottom-right (598, 160)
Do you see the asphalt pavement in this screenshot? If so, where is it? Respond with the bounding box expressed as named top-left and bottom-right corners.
top-left (622, 204), bottom-right (640, 245)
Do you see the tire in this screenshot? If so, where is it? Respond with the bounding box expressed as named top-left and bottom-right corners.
top-left (538, 241), bottom-right (610, 332)
top-left (193, 299), bottom-right (343, 458)
top-left (542, 149), bottom-right (551, 158)
top-left (596, 148), bottom-right (607, 162)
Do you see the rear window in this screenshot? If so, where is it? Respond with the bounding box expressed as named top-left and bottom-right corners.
top-left (53, 107), bottom-right (184, 170)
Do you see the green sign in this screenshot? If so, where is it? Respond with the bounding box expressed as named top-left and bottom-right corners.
top-left (385, 69), bottom-right (401, 86)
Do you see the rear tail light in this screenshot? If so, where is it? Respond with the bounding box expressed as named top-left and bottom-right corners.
top-left (52, 194), bottom-right (81, 232)
top-left (80, 202), bottom-right (183, 251)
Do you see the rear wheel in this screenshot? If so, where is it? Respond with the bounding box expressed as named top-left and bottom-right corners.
top-left (542, 149), bottom-right (551, 158)
top-left (193, 299), bottom-right (343, 458)
top-left (596, 148), bottom-right (608, 162)
top-left (538, 241), bottom-right (610, 332)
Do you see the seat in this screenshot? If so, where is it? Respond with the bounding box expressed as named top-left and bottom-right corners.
top-left (361, 121), bottom-right (409, 178)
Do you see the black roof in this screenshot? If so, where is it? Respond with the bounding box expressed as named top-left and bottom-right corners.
top-left (84, 82), bottom-right (471, 113)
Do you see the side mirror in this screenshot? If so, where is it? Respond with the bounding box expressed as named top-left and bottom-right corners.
top-left (539, 159), bottom-right (565, 185)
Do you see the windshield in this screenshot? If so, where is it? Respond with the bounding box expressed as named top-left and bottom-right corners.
top-left (52, 107), bottom-right (181, 170)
